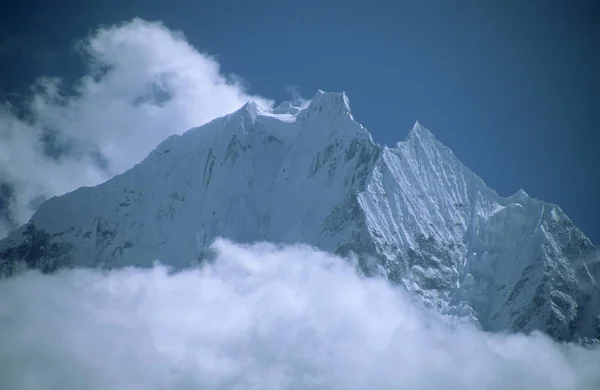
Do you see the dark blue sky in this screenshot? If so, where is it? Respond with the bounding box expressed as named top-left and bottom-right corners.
top-left (1, 0), bottom-right (599, 243)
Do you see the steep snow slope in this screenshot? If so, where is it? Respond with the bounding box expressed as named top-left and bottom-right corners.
top-left (1, 90), bottom-right (598, 341)
top-left (359, 122), bottom-right (599, 340)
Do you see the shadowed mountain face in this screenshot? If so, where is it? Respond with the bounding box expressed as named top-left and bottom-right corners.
top-left (1, 90), bottom-right (598, 342)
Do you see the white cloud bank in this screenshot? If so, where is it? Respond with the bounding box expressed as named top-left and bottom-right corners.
top-left (1, 239), bottom-right (599, 390)
top-left (0, 18), bottom-right (272, 237)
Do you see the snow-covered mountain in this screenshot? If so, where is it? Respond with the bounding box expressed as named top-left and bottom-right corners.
top-left (1, 90), bottom-right (598, 341)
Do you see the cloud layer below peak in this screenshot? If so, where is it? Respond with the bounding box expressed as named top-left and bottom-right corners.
top-left (1, 239), bottom-right (599, 390)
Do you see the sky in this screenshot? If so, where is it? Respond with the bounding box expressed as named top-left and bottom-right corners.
top-left (1, 239), bottom-right (600, 389)
top-left (0, 0), bottom-right (599, 243)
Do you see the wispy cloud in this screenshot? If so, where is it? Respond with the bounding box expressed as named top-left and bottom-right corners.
top-left (0, 19), bottom-right (272, 237)
top-left (284, 85), bottom-right (310, 108)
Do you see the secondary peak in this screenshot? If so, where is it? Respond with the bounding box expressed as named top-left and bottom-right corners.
top-left (307, 90), bottom-right (352, 115)
top-left (406, 121), bottom-right (436, 142)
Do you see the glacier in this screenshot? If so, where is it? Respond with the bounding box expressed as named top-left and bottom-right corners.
top-left (1, 90), bottom-right (598, 342)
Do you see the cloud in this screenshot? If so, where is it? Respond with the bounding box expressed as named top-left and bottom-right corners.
top-left (0, 239), bottom-right (598, 390)
top-left (0, 19), bottom-right (273, 237)
top-left (284, 85), bottom-right (311, 108)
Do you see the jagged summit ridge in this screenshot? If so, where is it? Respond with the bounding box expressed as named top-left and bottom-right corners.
top-left (0, 90), bottom-right (598, 342)
top-left (239, 90), bottom-right (351, 119)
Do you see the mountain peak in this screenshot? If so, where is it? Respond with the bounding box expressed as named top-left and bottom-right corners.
top-left (507, 188), bottom-right (531, 204)
top-left (228, 100), bottom-right (262, 124)
top-left (273, 99), bottom-right (306, 115)
top-left (307, 90), bottom-right (352, 115)
top-left (406, 120), bottom-right (436, 142)
top-left (1, 90), bottom-right (598, 343)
